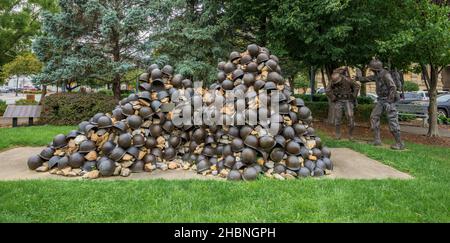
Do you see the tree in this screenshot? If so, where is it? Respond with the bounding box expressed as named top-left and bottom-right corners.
top-left (0, 0), bottom-right (58, 70)
top-left (1, 53), bottom-right (43, 96)
top-left (150, 0), bottom-right (232, 84)
top-left (378, 0), bottom-right (450, 137)
top-left (33, 0), bottom-right (157, 101)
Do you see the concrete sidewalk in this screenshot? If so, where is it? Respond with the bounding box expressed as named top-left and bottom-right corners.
top-left (0, 147), bottom-right (412, 181)
top-left (400, 125), bottom-right (450, 138)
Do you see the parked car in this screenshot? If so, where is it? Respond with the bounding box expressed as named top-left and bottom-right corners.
top-left (399, 92), bottom-right (423, 104)
top-left (316, 87), bottom-right (326, 94)
top-left (22, 86), bottom-right (38, 91)
top-left (415, 90), bottom-right (429, 101)
top-left (408, 94), bottom-right (450, 118)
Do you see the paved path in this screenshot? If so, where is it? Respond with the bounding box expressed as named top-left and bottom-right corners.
top-left (0, 147), bottom-right (412, 181)
top-left (400, 125), bottom-right (450, 138)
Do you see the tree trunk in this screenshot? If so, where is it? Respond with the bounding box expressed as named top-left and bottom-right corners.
top-left (39, 84), bottom-right (47, 105)
top-left (320, 68), bottom-right (327, 89)
top-left (427, 64), bottom-right (439, 137)
top-left (360, 67), bottom-right (367, 96)
top-left (112, 74), bottom-right (121, 102)
top-left (309, 66), bottom-right (316, 101)
top-left (324, 66), bottom-right (335, 124)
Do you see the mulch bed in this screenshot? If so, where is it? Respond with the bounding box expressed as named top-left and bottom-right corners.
top-left (314, 121), bottom-right (450, 147)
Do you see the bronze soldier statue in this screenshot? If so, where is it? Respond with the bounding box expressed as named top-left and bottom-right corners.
top-left (356, 59), bottom-right (405, 150)
top-left (326, 68), bottom-right (360, 140)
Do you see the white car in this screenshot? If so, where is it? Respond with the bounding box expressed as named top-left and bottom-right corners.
top-left (416, 91), bottom-right (429, 101)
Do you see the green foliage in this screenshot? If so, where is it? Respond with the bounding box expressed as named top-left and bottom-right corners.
top-left (15, 99), bottom-right (38, 105)
top-left (1, 53), bottom-right (42, 82)
top-left (293, 72), bottom-right (309, 89)
top-left (0, 100), bottom-right (6, 116)
top-left (304, 101), bottom-right (379, 122)
top-left (403, 81), bottom-right (420, 92)
top-left (0, 0), bottom-right (58, 68)
top-left (399, 113), bottom-right (417, 122)
top-left (296, 94), bottom-right (373, 104)
top-left (33, 0), bottom-right (156, 94)
top-left (40, 92), bottom-right (116, 125)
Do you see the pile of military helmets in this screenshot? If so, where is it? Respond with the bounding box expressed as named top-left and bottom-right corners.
top-left (27, 44), bottom-right (332, 180)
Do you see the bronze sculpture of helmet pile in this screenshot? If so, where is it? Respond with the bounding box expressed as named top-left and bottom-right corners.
top-left (27, 44), bottom-right (332, 181)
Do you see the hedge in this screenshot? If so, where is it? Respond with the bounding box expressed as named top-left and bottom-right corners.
top-left (305, 101), bottom-right (387, 123)
top-left (15, 99), bottom-right (38, 105)
top-left (0, 100), bottom-right (6, 116)
top-left (40, 93), bottom-right (116, 125)
top-left (296, 94), bottom-right (374, 104)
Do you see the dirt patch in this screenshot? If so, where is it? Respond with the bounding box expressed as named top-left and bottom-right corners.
top-left (314, 121), bottom-right (450, 147)
top-left (0, 146), bottom-right (412, 181)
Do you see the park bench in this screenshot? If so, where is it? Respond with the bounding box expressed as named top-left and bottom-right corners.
top-left (396, 103), bottom-right (428, 127)
top-left (2, 105), bottom-right (42, 127)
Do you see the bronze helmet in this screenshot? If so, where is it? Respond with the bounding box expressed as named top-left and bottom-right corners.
top-left (132, 134), bottom-right (145, 147)
top-left (145, 137), bottom-right (157, 149)
top-left (163, 147), bottom-right (177, 161)
top-left (240, 54), bottom-right (252, 65)
top-left (52, 134), bottom-right (67, 148)
top-left (239, 125), bottom-right (253, 140)
top-left (130, 160), bottom-right (144, 173)
top-left (241, 148), bottom-right (257, 165)
top-left (161, 65), bottom-right (174, 76)
top-left (196, 159), bottom-right (211, 173)
top-left (224, 62), bottom-right (235, 74)
top-left (286, 141), bottom-right (302, 155)
top-left (286, 155), bottom-right (301, 171)
top-left (126, 146), bottom-right (140, 159)
top-left (79, 140), bottom-right (96, 153)
top-left (102, 141), bottom-right (116, 156)
top-left (69, 152), bottom-right (85, 167)
top-left (244, 135), bottom-right (259, 149)
top-left (227, 169), bottom-right (242, 181)
top-left (273, 163), bottom-right (286, 174)
top-left (27, 155), bottom-right (43, 170)
top-left (265, 59), bottom-right (277, 71)
top-left (259, 135), bottom-right (276, 151)
top-left (118, 133), bottom-right (132, 149)
top-left (247, 44), bottom-right (259, 57)
top-left (229, 51), bottom-right (241, 61)
top-left (242, 167), bottom-right (258, 181)
top-left (231, 138), bottom-right (244, 152)
top-left (297, 167), bottom-right (311, 177)
top-left (168, 136), bottom-right (181, 148)
top-left (246, 62), bottom-right (258, 73)
top-left (256, 53), bottom-right (269, 64)
top-left (270, 147), bottom-right (285, 163)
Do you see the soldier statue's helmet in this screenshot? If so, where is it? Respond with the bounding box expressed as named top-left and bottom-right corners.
top-left (97, 115), bottom-right (113, 129)
top-left (227, 170), bottom-right (242, 181)
top-left (246, 62), bottom-right (258, 73)
top-left (229, 51), bottom-right (241, 61)
top-left (240, 54), bottom-right (252, 65)
top-left (127, 115), bottom-right (143, 130)
top-left (52, 134), bottom-right (67, 148)
top-left (38, 147), bottom-right (55, 161)
top-left (331, 72), bottom-right (342, 82)
top-left (217, 61), bottom-right (226, 71)
top-left (28, 155), bottom-right (43, 170)
top-left (242, 167), bottom-right (258, 181)
top-left (69, 152), bottom-right (85, 168)
top-left (132, 134), bottom-right (145, 147)
top-left (196, 159), bottom-right (211, 173)
top-left (161, 65), bottom-right (174, 76)
top-left (102, 141), bottom-right (116, 156)
top-left (79, 140), bottom-right (96, 153)
top-left (247, 44), bottom-right (260, 57)
top-left (256, 53), bottom-right (269, 64)
top-left (151, 68), bottom-right (163, 81)
top-left (232, 69), bottom-right (244, 81)
top-left (224, 62), bottom-right (235, 74)
top-left (286, 155), bottom-right (301, 171)
top-left (98, 158), bottom-right (115, 176)
top-left (139, 72), bottom-right (149, 82)
top-left (109, 147), bottom-right (126, 162)
top-left (241, 148), bottom-right (257, 165)
top-left (369, 59), bottom-right (383, 71)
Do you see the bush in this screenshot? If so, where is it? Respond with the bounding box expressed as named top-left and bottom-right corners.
top-left (304, 101), bottom-right (386, 123)
top-left (296, 94), bottom-right (374, 104)
top-left (15, 99), bottom-right (38, 105)
top-left (399, 113), bottom-right (416, 121)
top-left (40, 92), bottom-right (116, 125)
top-left (0, 100), bottom-right (6, 116)
top-left (403, 81), bottom-right (419, 92)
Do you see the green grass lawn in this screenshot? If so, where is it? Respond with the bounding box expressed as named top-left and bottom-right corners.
top-left (0, 126), bottom-right (449, 222)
